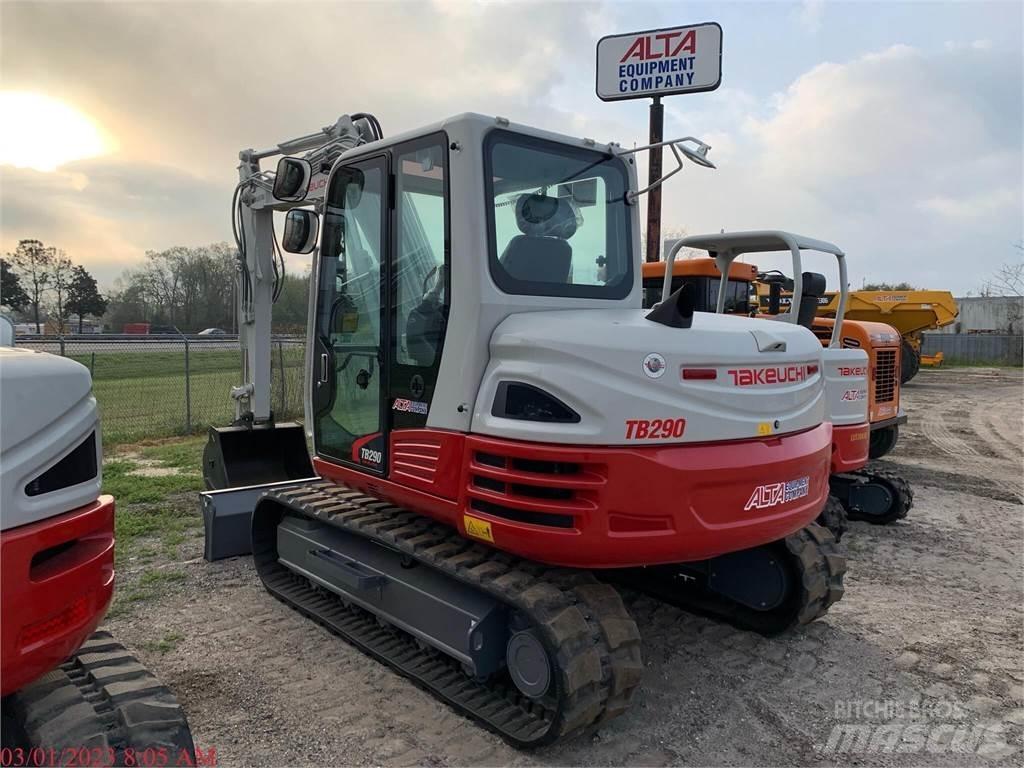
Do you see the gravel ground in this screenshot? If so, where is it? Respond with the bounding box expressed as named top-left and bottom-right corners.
top-left (104, 367), bottom-right (1024, 767)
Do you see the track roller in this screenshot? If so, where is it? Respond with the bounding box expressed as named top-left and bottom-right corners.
top-left (251, 482), bottom-right (644, 748)
top-left (608, 523), bottom-right (846, 636)
top-left (830, 464), bottom-right (913, 525)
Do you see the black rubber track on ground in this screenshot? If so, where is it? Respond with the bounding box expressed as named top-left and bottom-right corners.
top-left (252, 482), bottom-right (645, 749)
top-left (844, 464), bottom-right (914, 525)
top-left (817, 494), bottom-right (849, 542)
top-left (609, 523), bottom-right (846, 636)
top-left (4, 632), bottom-right (194, 765)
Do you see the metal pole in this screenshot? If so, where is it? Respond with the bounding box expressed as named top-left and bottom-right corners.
top-left (183, 334), bottom-right (192, 434)
top-left (59, 335), bottom-right (66, 357)
top-left (645, 96), bottom-right (665, 263)
top-left (278, 340), bottom-right (285, 418)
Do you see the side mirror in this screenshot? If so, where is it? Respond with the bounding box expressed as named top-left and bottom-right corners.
top-left (281, 210), bottom-right (319, 254)
top-left (274, 157), bottom-right (312, 202)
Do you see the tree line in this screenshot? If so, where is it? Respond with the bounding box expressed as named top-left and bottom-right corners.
top-left (1, 239), bottom-right (309, 335)
top-left (2, 240), bottom-right (107, 333)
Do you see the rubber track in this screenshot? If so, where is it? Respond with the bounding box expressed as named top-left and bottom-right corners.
top-left (610, 523), bottom-right (846, 636)
top-left (844, 465), bottom-right (914, 524)
top-left (253, 482), bottom-right (644, 749)
top-left (816, 494), bottom-right (849, 542)
top-left (5, 632), bottom-right (194, 763)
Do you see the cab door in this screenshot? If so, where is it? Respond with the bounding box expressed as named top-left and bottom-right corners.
top-left (312, 155), bottom-right (389, 472)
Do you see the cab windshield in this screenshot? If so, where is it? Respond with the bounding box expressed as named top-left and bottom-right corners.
top-left (485, 131), bottom-right (633, 300)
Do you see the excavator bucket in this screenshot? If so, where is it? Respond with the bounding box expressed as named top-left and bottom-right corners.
top-left (202, 423), bottom-right (314, 491)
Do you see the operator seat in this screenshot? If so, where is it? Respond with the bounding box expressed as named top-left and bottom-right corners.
top-left (499, 194), bottom-right (580, 283)
top-left (796, 271), bottom-right (827, 329)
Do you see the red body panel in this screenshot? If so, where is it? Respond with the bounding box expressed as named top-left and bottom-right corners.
top-left (1, 496), bottom-right (115, 696)
top-left (831, 423), bottom-right (870, 474)
top-left (313, 424), bottom-right (832, 569)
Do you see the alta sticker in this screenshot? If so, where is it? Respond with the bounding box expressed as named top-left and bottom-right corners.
top-left (393, 398), bottom-right (429, 415)
top-left (642, 353), bottom-right (667, 378)
top-left (744, 477), bottom-right (810, 511)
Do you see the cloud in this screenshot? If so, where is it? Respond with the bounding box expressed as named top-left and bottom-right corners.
top-left (656, 42), bottom-right (1023, 291)
top-left (1, 3), bottom-right (1021, 295)
top-left (1, 160), bottom-right (227, 284)
top-left (917, 188), bottom-right (1020, 220)
top-left (0, 1), bottom-right (606, 286)
top-left (797, 0), bottom-right (825, 34)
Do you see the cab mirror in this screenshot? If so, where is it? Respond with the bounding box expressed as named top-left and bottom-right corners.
top-left (281, 209), bottom-right (319, 254)
top-left (274, 157), bottom-right (312, 202)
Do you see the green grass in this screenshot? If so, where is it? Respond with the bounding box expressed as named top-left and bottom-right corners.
top-left (103, 437), bottom-right (207, 564)
top-left (142, 630), bottom-right (185, 654)
top-left (104, 459), bottom-right (203, 504)
top-left (71, 346), bottom-right (306, 446)
top-left (137, 436), bottom-right (209, 471)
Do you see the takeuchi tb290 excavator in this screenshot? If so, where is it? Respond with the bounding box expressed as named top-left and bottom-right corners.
top-left (201, 113), bottom-right (845, 747)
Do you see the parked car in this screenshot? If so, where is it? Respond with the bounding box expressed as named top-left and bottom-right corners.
top-left (198, 328), bottom-right (227, 335)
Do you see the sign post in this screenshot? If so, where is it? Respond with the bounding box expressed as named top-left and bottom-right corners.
top-left (596, 22), bottom-right (722, 262)
top-left (646, 97), bottom-right (664, 265)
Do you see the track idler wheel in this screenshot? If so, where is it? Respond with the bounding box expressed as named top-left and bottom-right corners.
top-left (506, 626), bottom-right (552, 699)
top-left (608, 523), bottom-right (846, 636)
top-left (831, 465), bottom-right (913, 525)
top-left (816, 494), bottom-right (849, 542)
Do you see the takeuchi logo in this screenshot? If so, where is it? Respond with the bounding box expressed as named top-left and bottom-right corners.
top-left (642, 353), bottom-right (667, 378)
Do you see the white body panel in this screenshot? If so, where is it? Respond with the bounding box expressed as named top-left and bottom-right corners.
top-left (474, 309), bottom-right (826, 445)
top-left (422, 115), bottom-right (645, 434)
top-left (0, 347), bottom-right (102, 531)
top-left (248, 114), bottom-right (831, 450)
top-left (821, 347), bottom-right (870, 427)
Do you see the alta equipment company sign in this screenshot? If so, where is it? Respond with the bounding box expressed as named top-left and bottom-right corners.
top-left (596, 23), bottom-right (723, 101)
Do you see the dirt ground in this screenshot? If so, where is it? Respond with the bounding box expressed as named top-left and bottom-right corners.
top-left (104, 367), bottom-right (1024, 767)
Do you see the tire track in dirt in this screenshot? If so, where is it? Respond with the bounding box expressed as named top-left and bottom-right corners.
top-left (922, 405), bottom-right (981, 458)
top-left (972, 394), bottom-right (1023, 463)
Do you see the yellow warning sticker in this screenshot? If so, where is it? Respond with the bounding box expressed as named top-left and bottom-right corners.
top-left (757, 422), bottom-right (773, 436)
top-left (464, 515), bottom-right (494, 543)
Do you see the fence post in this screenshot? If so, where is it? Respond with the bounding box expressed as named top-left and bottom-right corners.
top-left (183, 334), bottom-right (192, 434)
top-left (90, 351), bottom-right (95, 375)
top-left (278, 340), bottom-right (286, 417)
top-left (59, 335), bottom-right (65, 357)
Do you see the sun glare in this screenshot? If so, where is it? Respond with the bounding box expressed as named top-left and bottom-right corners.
top-left (0, 91), bottom-right (112, 172)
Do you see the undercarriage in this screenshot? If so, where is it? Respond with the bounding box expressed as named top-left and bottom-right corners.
top-left (251, 481), bottom-right (845, 746)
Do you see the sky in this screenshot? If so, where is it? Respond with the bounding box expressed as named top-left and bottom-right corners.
top-left (1, 0), bottom-right (1021, 295)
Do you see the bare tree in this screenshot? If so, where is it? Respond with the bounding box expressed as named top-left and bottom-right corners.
top-left (980, 242), bottom-right (1024, 297)
top-left (50, 252), bottom-right (75, 334)
top-left (6, 239), bottom-right (53, 333)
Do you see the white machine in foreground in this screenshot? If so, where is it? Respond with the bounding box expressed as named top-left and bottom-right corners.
top-left (0, 346), bottom-right (193, 755)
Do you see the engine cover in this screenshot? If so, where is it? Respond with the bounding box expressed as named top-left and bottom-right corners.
top-left (473, 309), bottom-right (826, 446)
top-left (0, 348), bottom-right (101, 531)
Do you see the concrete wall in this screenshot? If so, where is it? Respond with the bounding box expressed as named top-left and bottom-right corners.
top-left (934, 296), bottom-right (1024, 335)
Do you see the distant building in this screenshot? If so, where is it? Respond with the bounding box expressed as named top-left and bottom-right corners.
top-left (934, 296), bottom-right (1023, 335)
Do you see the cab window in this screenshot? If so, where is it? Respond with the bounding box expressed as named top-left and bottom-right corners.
top-left (485, 131), bottom-right (633, 299)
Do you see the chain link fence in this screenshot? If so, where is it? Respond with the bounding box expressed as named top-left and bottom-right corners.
top-left (15, 334), bottom-right (305, 445)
